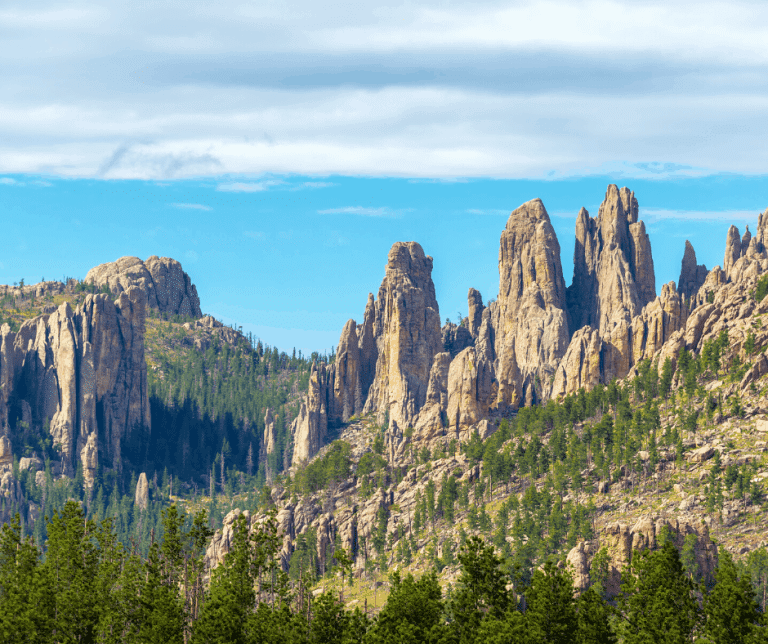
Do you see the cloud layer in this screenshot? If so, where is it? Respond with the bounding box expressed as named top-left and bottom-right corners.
top-left (2, 0), bottom-right (768, 179)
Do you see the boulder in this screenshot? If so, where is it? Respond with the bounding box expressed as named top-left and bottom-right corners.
top-left (467, 288), bottom-right (485, 339)
top-left (445, 347), bottom-right (493, 431)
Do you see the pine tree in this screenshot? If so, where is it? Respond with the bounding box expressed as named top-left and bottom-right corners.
top-left (43, 501), bottom-right (101, 644)
top-left (577, 586), bottom-right (616, 644)
top-left (702, 551), bottom-right (764, 644)
top-left (192, 514), bottom-right (253, 644)
top-left (618, 540), bottom-right (700, 644)
top-left (0, 514), bottom-right (51, 642)
top-left (525, 560), bottom-right (578, 644)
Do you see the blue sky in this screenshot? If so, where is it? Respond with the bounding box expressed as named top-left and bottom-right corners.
top-left (1, 1), bottom-right (767, 352)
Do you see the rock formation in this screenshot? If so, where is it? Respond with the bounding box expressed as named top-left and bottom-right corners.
top-left (291, 361), bottom-right (331, 466)
top-left (567, 516), bottom-right (717, 596)
top-left (441, 321), bottom-right (473, 358)
top-left (85, 255), bottom-right (202, 318)
top-left (467, 288), bottom-right (484, 339)
top-left (445, 347), bottom-right (493, 431)
top-left (135, 472), bottom-right (149, 510)
top-left (567, 187), bottom-right (656, 336)
top-left (413, 352), bottom-right (451, 440)
top-left (493, 198), bottom-right (570, 406)
top-left (363, 242), bottom-right (443, 430)
top-left (677, 240), bottom-right (708, 301)
top-left (0, 288), bottom-right (150, 480)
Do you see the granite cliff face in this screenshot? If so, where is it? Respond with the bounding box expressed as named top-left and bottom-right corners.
top-left (85, 256), bottom-right (202, 318)
top-left (494, 198), bottom-right (570, 407)
top-left (0, 288), bottom-right (150, 484)
top-left (362, 242), bottom-right (443, 430)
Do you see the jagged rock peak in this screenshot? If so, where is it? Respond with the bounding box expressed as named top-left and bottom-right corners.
top-left (467, 288), bottom-right (484, 339)
top-left (85, 255), bottom-right (202, 317)
top-left (363, 241), bottom-right (442, 430)
top-left (499, 198), bottom-right (568, 311)
top-left (724, 225), bottom-right (742, 279)
top-left (567, 184), bottom-right (656, 335)
top-left (677, 240), bottom-right (708, 300)
top-left (494, 198), bottom-right (569, 407)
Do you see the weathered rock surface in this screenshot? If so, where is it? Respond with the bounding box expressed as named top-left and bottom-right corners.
top-left (467, 288), bottom-right (484, 339)
top-left (551, 327), bottom-right (603, 397)
top-left (85, 256), bottom-right (202, 317)
top-left (135, 472), bottom-right (149, 510)
top-left (291, 361), bottom-right (330, 466)
top-left (494, 199), bottom-right (569, 406)
top-left (677, 240), bottom-right (708, 301)
top-left (0, 289), bottom-right (150, 479)
top-left (363, 242), bottom-right (443, 430)
top-left (445, 347), bottom-right (493, 431)
top-left (413, 352), bottom-right (452, 440)
top-left (441, 321), bottom-right (474, 358)
top-left (568, 516), bottom-right (717, 596)
top-left (567, 186), bottom-right (656, 335)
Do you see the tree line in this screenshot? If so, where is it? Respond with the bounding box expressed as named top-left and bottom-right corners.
top-left (1, 501), bottom-right (766, 643)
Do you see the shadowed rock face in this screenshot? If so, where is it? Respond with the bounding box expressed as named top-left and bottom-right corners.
top-left (0, 288), bottom-right (150, 485)
top-left (678, 240), bottom-right (708, 301)
top-left (567, 185), bottom-right (656, 335)
top-left (85, 255), bottom-right (202, 318)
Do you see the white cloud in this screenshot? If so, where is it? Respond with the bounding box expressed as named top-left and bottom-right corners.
top-left (244, 230), bottom-right (266, 240)
top-left (216, 180), bottom-right (284, 192)
top-left (318, 206), bottom-right (400, 217)
top-left (466, 208), bottom-right (509, 216)
top-left (2, 1), bottom-right (768, 179)
top-left (0, 177), bottom-right (18, 185)
top-left (171, 202), bottom-right (212, 210)
top-left (640, 208), bottom-right (764, 222)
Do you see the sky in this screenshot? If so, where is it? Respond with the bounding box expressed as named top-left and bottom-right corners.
top-left (1, 0), bottom-right (768, 353)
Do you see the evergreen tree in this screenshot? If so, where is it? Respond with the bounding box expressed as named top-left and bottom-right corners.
top-left (525, 560), bottom-right (578, 644)
top-left (618, 541), bottom-right (700, 644)
top-left (43, 501), bottom-right (100, 644)
top-left (702, 551), bottom-right (764, 644)
top-left (0, 514), bottom-right (51, 643)
top-left (577, 586), bottom-right (616, 644)
top-left (449, 536), bottom-right (509, 644)
top-left (365, 570), bottom-right (443, 644)
top-left (192, 514), bottom-right (254, 644)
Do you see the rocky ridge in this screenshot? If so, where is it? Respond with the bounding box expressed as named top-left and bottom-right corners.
top-left (204, 184), bottom-right (768, 606)
top-left (85, 256), bottom-right (202, 318)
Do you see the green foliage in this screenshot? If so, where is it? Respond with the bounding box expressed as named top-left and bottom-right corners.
top-left (618, 540), bottom-right (700, 644)
top-left (755, 275), bottom-right (768, 302)
top-left (293, 441), bottom-right (352, 494)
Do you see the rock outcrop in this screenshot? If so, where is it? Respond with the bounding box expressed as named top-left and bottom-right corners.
top-left (291, 361), bottom-right (331, 466)
top-left (467, 288), bottom-right (484, 339)
top-left (135, 472), bottom-right (149, 510)
top-left (567, 187), bottom-right (656, 336)
top-left (85, 256), bottom-right (202, 318)
top-left (413, 352), bottom-right (451, 440)
top-left (567, 516), bottom-right (717, 596)
top-left (363, 242), bottom-right (443, 430)
top-left (0, 288), bottom-right (150, 480)
top-left (445, 347), bottom-right (494, 431)
top-left (677, 240), bottom-right (708, 301)
top-left (441, 321), bottom-right (473, 358)
top-left (494, 198), bottom-right (570, 406)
